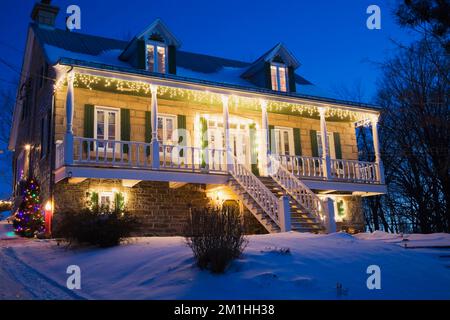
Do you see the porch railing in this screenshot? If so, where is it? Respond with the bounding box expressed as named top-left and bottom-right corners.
top-left (160, 144), bottom-right (226, 173)
top-left (330, 159), bottom-right (378, 183)
top-left (229, 153), bottom-right (280, 226)
top-left (274, 154), bottom-right (380, 184)
top-left (269, 155), bottom-right (325, 224)
top-left (275, 154), bottom-right (324, 179)
top-left (70, 137), bottom-right (228, 173)
top-left (55, 140), bottom-right (64, 169)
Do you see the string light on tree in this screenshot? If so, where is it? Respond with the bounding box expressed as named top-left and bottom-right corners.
top-left (13, 178), bottom-right (44, 237)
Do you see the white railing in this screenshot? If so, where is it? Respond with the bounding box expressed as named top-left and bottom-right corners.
top-left (69, 137), bottom-right (228, 173)
top-left (275, 154), bottom-right (325, 179)
top-left (73, 137), bottom-right (152, 168)
top-left (55, 140), bottom-right (64, 169)
top-left (331, 159), bottom-right (379, 183)
top-left (229, 153), bottom-right (280, 226)
top-left (269, 155), bottom-right (325, 224)
top-left (160, 144), bottom-right (226, 172)
top-left (275, 154), bottom-right (380, 184)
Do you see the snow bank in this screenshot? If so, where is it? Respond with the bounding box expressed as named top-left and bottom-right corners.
top-left (1, 221), bottom-right (449, 300)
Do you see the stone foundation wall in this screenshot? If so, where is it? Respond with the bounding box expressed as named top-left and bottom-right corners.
top-left (336, 196), bottom-right (365, 233)
top-left (53, 178), bottom-right (268, 236)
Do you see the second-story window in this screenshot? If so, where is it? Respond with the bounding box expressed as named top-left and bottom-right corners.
top-left (270, 63), bottom-right (288, 92)
top-left (147, 41), bottom-right (167, 73)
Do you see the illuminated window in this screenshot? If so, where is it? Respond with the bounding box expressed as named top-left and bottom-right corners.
top-left (270, 63), bottom-right (288, 92)
top-left (147, 42), bottom-right (167, 73)
top-left (157, 114), bottom-right (177, 153)
top-left (274, 127), bottom-right (294, 155)
top-left (94, 107), bottom-right (120, 152)
top-left (99, 192), bottom-right (113, 209)
top-left (316, 132), bottom-right (336, 158)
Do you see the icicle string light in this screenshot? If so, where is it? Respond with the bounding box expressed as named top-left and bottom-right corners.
top-left (63, 72), bottom-right (372, 121)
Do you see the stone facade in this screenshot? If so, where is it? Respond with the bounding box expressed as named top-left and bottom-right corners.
top-left (52, 178), bottom-right (271, 236)
top-left (336, 196), bottom-right (365, 233)
top-left (53, 86), bottom-right (359, 161)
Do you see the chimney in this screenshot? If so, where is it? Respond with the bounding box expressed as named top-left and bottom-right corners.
top-left (31, 0), bottom-right (60, 27)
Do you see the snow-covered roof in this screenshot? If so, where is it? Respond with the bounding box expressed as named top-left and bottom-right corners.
top-left (32, 23), bottom-right (374, 107)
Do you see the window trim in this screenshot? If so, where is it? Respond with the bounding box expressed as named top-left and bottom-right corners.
top-left (146, 40), bottom-right (168, 73)
top-left (93, 106), bottom-right (121, 153)
top-left (274, 126), bottom-right (295, 156)
top-left (316, 131), bottom-right (336, 159)
top-left (99, 191), bottom-right (114, 210)
top-left (270, 62), bottom-right (289, 92)
top-left (157, 113), bottom-right (177, 145)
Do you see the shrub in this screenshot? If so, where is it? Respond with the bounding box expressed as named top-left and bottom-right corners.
top-left (54, 207), bottom-right (138, 248)
top-left (184, 206), bottom-right (248, 273)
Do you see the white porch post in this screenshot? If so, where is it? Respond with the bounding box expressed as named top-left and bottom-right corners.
top-left (260, 99), bottom-right (269, 176)
top-left (222, 95), bottom-right (232, 171)
top-left (278, 195), bottom-right (291, 232)
top-left (150, 84), bottom-right (160, 169)
top-left (371, 115), bottom-right (385, 184)
top-left (323, 197), bottom-right (336, 233)
top-left (318, 107), bottom-right (332, 179)
top-left (64, 70), bottom-right (74, 165)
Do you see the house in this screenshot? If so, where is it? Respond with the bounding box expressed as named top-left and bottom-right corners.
top-left (8, 1), bottom-right (387, 236)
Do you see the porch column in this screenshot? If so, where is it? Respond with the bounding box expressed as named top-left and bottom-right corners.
top-left (323, 197), bottom-right (336, 233)
top-left (318, 107), bottom-right (332, 179)
top-left (64, 70), bottom-right (74, 165)
top-left (222, 95), bottom-right (232, 171)
top-left (150, 84), bottom-right (160, 169)
top-left (371, 115), bottom-right (385, 184)
top-left (260, 99), bottom-right (269, 176)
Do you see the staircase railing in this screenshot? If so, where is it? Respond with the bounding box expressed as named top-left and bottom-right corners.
top-left (228, 153), bottom-right (280, 226)
top-left (269, 154), bottom-right (326, 224)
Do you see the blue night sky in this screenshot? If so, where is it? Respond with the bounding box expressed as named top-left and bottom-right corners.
top-left (0, 0), bottom-right (417, 198)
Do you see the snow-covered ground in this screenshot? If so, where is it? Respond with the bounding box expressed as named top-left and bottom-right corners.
top-left (1, 220), bottom-right (449, 300)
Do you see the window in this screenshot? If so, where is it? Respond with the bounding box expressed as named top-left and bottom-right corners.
top-left (270, 63), bottom-right (288, 92)
top-left (274, 127), bottom-right (294, 155)
top-left (334, 199), bottom-right (346, 222)
top-left (94, 107), bottom-right (120, 152)
top-left (99, 192), bottom-right (113, 209)
top-left (147, 42), bottom-right (167, 73)
top-left (316, 132), bottom-right (336, 158)
top-left (40, 111), bottom-right (51, 158)
top-left (157, 114), bottom-right (177, 153)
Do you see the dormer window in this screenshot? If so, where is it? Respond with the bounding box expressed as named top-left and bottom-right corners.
top-left (270, 63), bottom-right (288, 92)
top-left (146, 41), bottom-right (167, 73)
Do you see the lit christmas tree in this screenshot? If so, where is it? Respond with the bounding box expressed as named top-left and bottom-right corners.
top-left (13, 178), bottom-right (44, 237)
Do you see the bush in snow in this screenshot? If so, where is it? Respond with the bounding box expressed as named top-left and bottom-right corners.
top-left (184, 206), bottom-right (248, 273)
top-left (54, 207), bottom-right (138, 247)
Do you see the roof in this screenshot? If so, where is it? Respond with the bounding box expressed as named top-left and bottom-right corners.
top-left (31, 23), bottom-right (377, 108)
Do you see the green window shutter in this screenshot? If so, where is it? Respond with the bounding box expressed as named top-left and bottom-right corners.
top-left (200, 117), bottom-right (208, 168)
top-left (288, 66), bottom-right (296, 93)
top-left (168, 45), bottom-right (177, 75)
top-left (84, 104), bottom-right (94, 152)
top-left (268, 125), bottom-right (275, 153)
top-left (264, 62), bottom-right (272, 89)
top-left (249, 123), bottom-right (259, 176)
top-left (310, 130), bottom-right (319, 157)
top-left (333, 132), bottom-right (342, 159)
top-left (293, 128), bottom-right (302, 156)
top-left (177, 114), bottom-right (186, 157)
top-left (121, 108), bottom-right (131, 154)
top-left (145, 111), bottom-right (151, 156)
top-left (137, 39), bottom-right (146, 69)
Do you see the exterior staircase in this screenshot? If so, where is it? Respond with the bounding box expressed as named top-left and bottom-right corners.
top-left (227, 153), bottom-right (327, 234)
top-left (258, 177), bottom-right (324, 233)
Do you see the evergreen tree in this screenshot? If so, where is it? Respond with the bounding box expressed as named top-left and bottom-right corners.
top-left (13, 177), bottom-right (44, 237)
